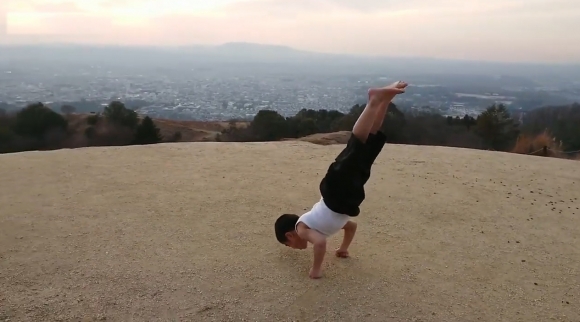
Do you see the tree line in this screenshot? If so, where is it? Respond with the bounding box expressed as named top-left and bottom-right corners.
top-left (220, 102), bottom-right (580, 157)
top-left (1, 99), bottom-right (579, 159)
top-left (0, 101), bottom-right (164, 154)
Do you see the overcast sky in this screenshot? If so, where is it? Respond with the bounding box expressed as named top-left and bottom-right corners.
top-left (2, 0), bottom-right (580, 63)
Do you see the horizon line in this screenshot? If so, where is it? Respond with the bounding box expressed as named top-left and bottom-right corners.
top-left (2, 41), bottom-right (580, 67)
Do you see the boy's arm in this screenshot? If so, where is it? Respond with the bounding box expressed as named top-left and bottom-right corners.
top-left (337, 221), bottom-right (357, 257)
top-left (296, 224), bottom-right (327, 278)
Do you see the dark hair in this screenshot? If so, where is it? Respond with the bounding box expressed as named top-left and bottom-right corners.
top-left (274, 214), bottom-right (299, 244)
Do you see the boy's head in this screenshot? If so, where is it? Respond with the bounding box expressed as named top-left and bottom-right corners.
top-left (274, 214), bottom-right (307, 249)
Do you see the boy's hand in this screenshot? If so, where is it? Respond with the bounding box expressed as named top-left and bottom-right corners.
top-left (337, 221), bottom-right (357, 258)
top-left (309, 267), bottom-right (323, 279)
top-left (335, 248), bottom-right (349, 258)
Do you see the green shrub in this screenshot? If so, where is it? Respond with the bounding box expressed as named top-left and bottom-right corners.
top-left (13, 102), bottom-right (68, 139)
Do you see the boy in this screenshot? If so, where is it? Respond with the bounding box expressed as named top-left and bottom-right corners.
top-left (274, 81), bottom-right (408, 279)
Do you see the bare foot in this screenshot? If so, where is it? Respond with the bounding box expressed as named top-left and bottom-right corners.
top-left (368, 81), bottom-right (407, 101)
top-left (391, 80), bottom-right (408, 90)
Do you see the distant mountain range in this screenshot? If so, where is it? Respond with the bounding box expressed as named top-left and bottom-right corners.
top-left (1, 42), bottom-right (580, 79)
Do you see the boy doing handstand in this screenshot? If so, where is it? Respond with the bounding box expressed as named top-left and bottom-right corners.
top-left (274, 81), bottom-right (408, 279)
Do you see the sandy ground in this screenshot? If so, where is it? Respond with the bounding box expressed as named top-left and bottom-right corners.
top-left (288, 131), bottom-right (352, 145)
top-left (1, 142), bottom-right (580, 322)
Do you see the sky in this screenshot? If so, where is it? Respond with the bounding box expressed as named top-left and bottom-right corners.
top-left (1, 0), bottom-right (580, 63)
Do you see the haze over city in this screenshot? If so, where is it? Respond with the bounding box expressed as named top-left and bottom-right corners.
top-left (2, 0), bottom-right (580, 63)
top-left (1, 0), bottom-right (580, 123)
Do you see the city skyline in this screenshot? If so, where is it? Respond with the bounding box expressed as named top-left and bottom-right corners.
top-left (1, 0), bottom-right (580, 64)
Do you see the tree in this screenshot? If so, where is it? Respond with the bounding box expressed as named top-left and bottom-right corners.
top-left (60, 105), bottom-right (76, 115)
top-left (0, 126), bottom-right (14, 144)
top-left (87, 113), bottom-right (100, 125)
top-left (13, 102), bottom-right (68, 140)
top-left (84, 126), bottom-right (96, 140)
top-left (381, 109), bottom-right (407, 143)
top-left (133, 116), bottom-right (163, 145)
top-left (0, 125), bottom-right (16, 153)
top-left (519, 104), bottom-right (580, 151)
top-left (292, 108), bottom-right (345, 133)
top-left (103, 101), bottom-right (139, 129)
top-left (462, 114), bottom-right (476, 130)
top-left (286, 117), bottom-right (318, 138)
top-left (475, 104), bottom-right (519, 151)
top-left (250, 110), bottom-right (288, 141)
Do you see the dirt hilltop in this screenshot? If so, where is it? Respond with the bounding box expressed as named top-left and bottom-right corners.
top-left (64, 113), bottom-right (250, 143)
top-left (1, 142), bottom-right (579, 321)
top-left (63, 113), bottom-right (349, 145)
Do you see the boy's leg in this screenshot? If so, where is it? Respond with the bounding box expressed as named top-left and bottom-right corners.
top-left (320, 82), bottom-right (407, 216)
top-left (334, 83), bottom-right (405, 167)
top-left (350, 92), bottom-right (386, 144)
top-left (351, 81), bottom-right (407, 144)
top-left (365, 81), bottom-right (408, 166)
top-left (364, 101), bottom-right (389, 164)
top-left (370, 100), bottom-right (391, 135)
